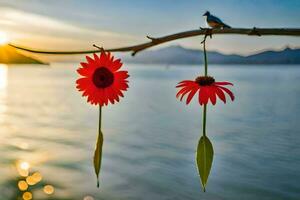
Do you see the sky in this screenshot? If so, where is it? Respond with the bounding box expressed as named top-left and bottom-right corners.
top-left (0, 0), bottom-right (299, 57)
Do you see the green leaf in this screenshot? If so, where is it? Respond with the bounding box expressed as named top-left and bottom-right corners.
top-left (94, 130), bottom-right (103, 188)
top-left (196, 136), bottom-right (214, 192)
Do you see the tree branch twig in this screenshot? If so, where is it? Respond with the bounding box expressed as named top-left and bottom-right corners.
top-left (8, 27), bottom-right (300, 56)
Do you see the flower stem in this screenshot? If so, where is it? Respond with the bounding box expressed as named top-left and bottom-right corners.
top-left (203, 38), bottom-right (208, 77)
top-left (99, 106), bottom-right (102, 133)
top-left (202, 104), bottom-right (207, 137)
top-left (94, 105), bottom-right (103, 188)
top-left (202, 37), bottom-right (208, 137)
top-left (97, 105), bottom-right (102, 187)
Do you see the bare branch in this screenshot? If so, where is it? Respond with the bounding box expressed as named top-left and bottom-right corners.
top-left (92, 44), bottom-right (104, 51)
top-left (8, 28), bottom-right (300, 56)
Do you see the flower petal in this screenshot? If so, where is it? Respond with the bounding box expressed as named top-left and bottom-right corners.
top-left (86, 55), bottom-right (94, 64)
top-left (218, 86), bottom-right (235, 101)
top-left (110, 87), bottom-right (120, 102)
top-left (80, 62), bottom-right (89, 68)
top-left (99, 52), bottom-right (108, 63)
top-left (176, 85), bottom-right (193, 99)
top-left (106, 87), bottom-right (115, 104)
top-left (180, 87), bottom-right (194, 101)
top-left (215, 87), bottom-right (226, 103)
top-left (186, 87), bottom-right (198, 105)
top-left (176, 80), bottom-right (195, 88)
top-left (214, 82), bottom-right (233, 86)
top-left (115, 71), bottom-right (129, 80)
top-left (110, 59), bottom-right (123, 72)
top-left (77, 67), bottom-right (93, 77)
top-left (199, 87), bottom-right (209, 105)
top-left (102, 89), bottom-right (109, 106)
top-left (76, 77), bottom-right (90, 87)
top-left (93, 53), bottom-right (100, 61)
top-left (176, 86), bottom-right (190, 98)
top-left (96, 89), bottom-right (105, 106)
top-left (208, 86), bottom-right (217, 105)
top-left (178, 80), bottom-right (195, 85)
top-left (115, 89), bottom-right (124, 98)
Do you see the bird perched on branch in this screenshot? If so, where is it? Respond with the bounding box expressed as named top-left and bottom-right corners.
top-left (203, 11), bottom-right (231, 29)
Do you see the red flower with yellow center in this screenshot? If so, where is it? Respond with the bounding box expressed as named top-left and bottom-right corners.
top-left (76, 52), bottom-right (129, 106)
top-left (176, 76), bottom-right (234, 105)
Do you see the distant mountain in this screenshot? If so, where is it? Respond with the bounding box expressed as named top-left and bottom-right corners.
top-left (122, 45), bottom-right (300, 64)
top-left (0, 45), bottom-right (45, 64)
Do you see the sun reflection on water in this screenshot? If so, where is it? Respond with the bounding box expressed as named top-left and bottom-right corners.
top-left (16, 160), bottom-right (30, 177)
top-left (14, 160), bottom-right (57, 199)
top-left (0, 64), bottom-right (7, 89)
top-left (0, 64), bottom-right (7, 125)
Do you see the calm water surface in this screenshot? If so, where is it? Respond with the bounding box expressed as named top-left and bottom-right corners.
top-left (0, 63), bottom-right (299, 200)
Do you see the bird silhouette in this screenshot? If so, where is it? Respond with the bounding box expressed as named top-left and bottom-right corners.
top-left (203, 11), bottom-right (231, 29)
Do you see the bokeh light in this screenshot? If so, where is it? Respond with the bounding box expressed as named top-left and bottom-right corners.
top-left (22, 192), bottom-right (32, 200)
top-left (43, 185), bottom-right (54, 195)
top-left (26, 176), bottom-right (36, 186)
top-left (18, 180), bottom-right (28, 191)
top-left (32, 172), bottom-right (42, 182)
top-left (15, 161), bottom-right (55, 199)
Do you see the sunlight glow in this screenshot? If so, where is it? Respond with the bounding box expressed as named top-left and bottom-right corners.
top-left (0, 31), bottom-right (9, 45)
top-left (16, 160), bottom-right (30, 177)
top-left (20, 161), bottom-right (30, 170)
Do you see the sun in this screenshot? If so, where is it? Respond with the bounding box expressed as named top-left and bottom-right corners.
top-left (0, 31), bottom-right (9, 45)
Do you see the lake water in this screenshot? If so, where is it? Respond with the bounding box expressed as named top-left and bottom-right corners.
top-left (0, 63), bottom-right (299, 200)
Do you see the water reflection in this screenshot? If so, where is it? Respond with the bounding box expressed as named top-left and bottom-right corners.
top-left (0, 157), bottom-right (75, 199)
top-left (0, 64), bottom-right (7, 124)
top-left (0, 64), bottom-right (87, 199)
top-left (0, 64), bottom-right (7, 89)
top-left (11, 140), bottom-right (29, 150)
top-left (0, 64), bottom-right (299, 199)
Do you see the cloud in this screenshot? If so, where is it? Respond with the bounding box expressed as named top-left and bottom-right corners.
top-left (0, 7), bottom-right (141, 49)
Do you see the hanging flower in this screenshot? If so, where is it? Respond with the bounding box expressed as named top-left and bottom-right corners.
top-left (176, 76), bottom-right (234, 105)
top-left (75, 50), bottom-right (129, 188)
top-left (76, 52), bottom-right (129, 106)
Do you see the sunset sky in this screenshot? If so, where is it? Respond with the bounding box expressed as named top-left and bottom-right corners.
top-left (0, 0), bottom-right (299, 57)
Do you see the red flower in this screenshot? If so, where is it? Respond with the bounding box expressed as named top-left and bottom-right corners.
top-left (76, 52), bottom-right (129, 106)
top-left (176, 76), bottom-right (234, 105)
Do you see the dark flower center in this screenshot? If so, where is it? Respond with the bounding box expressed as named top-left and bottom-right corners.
top-left (92, 67), bottom-right (114, 88)
top-left (195, 76), bottom-right (215, 86)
